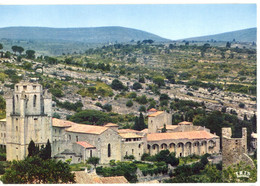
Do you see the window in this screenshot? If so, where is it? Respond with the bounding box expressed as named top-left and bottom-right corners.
top-left (90, 150), bottom-right (92, 158)
top-left (76, 136), bottom-right (78, 142)
top-left (139, 144), bottom-right (141, 148)
top-left (108, 144), bottom-right (111, 157)
top-left (132, 149), bottom-right (134, 154)
top-left (23, 86), bottom-right (27, 90)
top-left (68, 135), bottom-right (71, 141)
top-left (16, 126), bottom-right (18, 131)
top-left (55, 129), bottom-right (56, 133)
top-left (16, 86), bottom-right (18, 91)
top-left (33, 95), bottom-right (37, 107)
top-left (33, 86), bottom-right (36, 90)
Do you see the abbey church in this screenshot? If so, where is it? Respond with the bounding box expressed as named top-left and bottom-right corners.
top-left (0, 82), bottom-right (220, 164)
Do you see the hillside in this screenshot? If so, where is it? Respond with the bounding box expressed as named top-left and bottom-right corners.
top-left (183, 27), bottom-right (256, 42)
top-left (0, 26), bottom-right (169, 43)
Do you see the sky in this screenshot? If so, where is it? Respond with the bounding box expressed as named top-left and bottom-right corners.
top-left (0, 3), bottom-right (257, 40)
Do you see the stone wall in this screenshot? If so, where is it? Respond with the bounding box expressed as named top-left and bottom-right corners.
top-left (222, 127), bottom-right (254, 169)
top-left (148, 112), bottom-right (172, 133)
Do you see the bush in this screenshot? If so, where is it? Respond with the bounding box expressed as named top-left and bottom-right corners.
top-left (126, 100), bottom-right (133, 107)
top-left (138, 105), bottom-right (146, 112)
top-left (103, 104), bottom-right (112, 112)
top-left (133, 82), bottom-right (142, 90)
top-left (111, 79), bottom-right (127, 91)
top-left (135, 95), bottom-right (148, 104)
top-left (239, 103), bottom-right (245, 108)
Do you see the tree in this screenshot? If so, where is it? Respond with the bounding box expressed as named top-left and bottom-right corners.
top-left (138, 112), bottom-right (146, 130)
top-left (26, 50), bottom-right (35, 59)
top-left (45, 139), bottom-right (51, 160)
top-left (160, 94), bottom-right (170, 101)
top-left (11, 46), bottom-right (18, 54)
top-left (17, 46), bottom-right (24, 55)
top-left (126, 100), bottom-right (133, 107)
top-left (111, 79), bottom-right (126, 91)
top-left (153, 76), bottom-right (165, 87)
top-left (103, 104), bottom-right (112, 112)
top-left (0, 156), bottom-right (75, 184)
top-left (28, 140), bottom-right (36, 157)
top-left (133, 82), bottom-right (142, 90)
top-left (0, 43), bottom-right (3, 50)
top-left (87, 157), bottom-right (100, 169)
top-left (226, 42), bottom-right (231, 48)
top-left (161, 124), bottom-right (167, 133)
top-left (138, 105), bottom-right (146, 112)
top-left (138, 76), bottom-right (145, 83)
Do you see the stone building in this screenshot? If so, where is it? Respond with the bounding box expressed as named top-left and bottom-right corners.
top-left (0, 82), bottom-right (220, 164)
top-left (4, 82), bottom-right (52, 161)
top-left (222, 127), bottom-right (255, 169)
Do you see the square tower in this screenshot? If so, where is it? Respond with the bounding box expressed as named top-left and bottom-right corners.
top-left (5, 82), bottom-right (52, 161)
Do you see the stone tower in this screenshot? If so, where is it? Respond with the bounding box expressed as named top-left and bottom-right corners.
top-left (5, 82), bottom-right (52, 161)
top-left (222, 127), bottom-right (254, 169)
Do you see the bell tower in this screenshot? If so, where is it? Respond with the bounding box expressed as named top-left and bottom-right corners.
top-left (5, 82), bottom-right (52, 161)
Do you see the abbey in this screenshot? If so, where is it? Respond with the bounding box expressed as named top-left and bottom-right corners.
top-left (0, 82), bottom-right (220, 164)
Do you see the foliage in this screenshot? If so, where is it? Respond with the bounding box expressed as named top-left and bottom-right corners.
top-left (96, 161), bottom-right (138, 183)
top-left (161, 124), bottom-right (167, 133)
top-left (132, 113), bottom-right (146, 131)
top-left (111, 79), bottom-right (127, 91)
top-left (103, 104), bottom-right (112, 112)
top-left (54, 98), bottom-right (83, 111)
top-left (26, 50), bottom-right (36, 59)
top-left (49, 88), bottom-right (64, 98)
top-left (69, 109), bottom-right (114, 125)
top-left (135, 95), bottom-right (148, 104)
top-left (153, 76), bottom-right (165, 87)
top-left (138, 105), bottom-right (146, 112)
top-left (132, 82), bottom-right (142, 90)
top-left (126, 99), bottom-right (133, 107)
top-left (0, 156), bottom-right (75, 184)
top-left (87, 157), bottom-right (100, 169)
top-left (124, 155), bottom-right (135, 160)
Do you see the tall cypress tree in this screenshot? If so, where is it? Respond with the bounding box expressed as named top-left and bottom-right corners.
top-left (28, 140), bottom-right (36, 157)
top-left (139, 112), bottom-right (146, 130)
top-left (46, 139), bottom-right (51, 160)
top-left (133, 116), bottom-right (140, 131)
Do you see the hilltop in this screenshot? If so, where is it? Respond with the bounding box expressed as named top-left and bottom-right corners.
top-left (0, 26), bottom-right (169, 43)
top-left (183, 27), bottom-right (256, 42)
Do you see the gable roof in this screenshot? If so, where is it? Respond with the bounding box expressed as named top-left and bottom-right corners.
top-left (65, 123), bottom-right (108, 135)
top-left (148, 108), bottom-right (157, 112)
top-left (147, 130), bottom-right (218, 141)
top-left (104, 123), bottom-right (119, 127)
top-left (74, 172), bottom-right (129, 184)
top-left (148, 111), bottom-right (164, 117)
top-left (52, 118), bottom-right (76, 128)
top-left (118, 129), bottom-right (139, 133)
top-left (76, 141), bottom-right (96, 149)
top-left (119, 133), bottom-right (143, 139)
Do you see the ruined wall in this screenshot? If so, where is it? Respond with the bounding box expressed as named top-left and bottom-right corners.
top-left (222, 127), bottom-right (254, 169)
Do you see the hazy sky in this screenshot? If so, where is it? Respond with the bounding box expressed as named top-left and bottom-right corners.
top-left (0, 4), bottom-right (256, 40)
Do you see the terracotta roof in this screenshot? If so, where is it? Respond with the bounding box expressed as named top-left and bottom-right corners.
top-left (66, 124), bottom-right (108, 135)
top-left (99, 176), bottom-right (129, 184)
top-left (178, 121), bottom-right (193, 125)
top-left (118, 129), bottom-right (139, 133)
top-left (52, 118), bottom-right (76, 128)
top-left (76, 141), bottom-right (96, 149)
top-left (148, 108), bottom-right (157, 112)
top-left (148, 111), bottom-right (164, 117)
top-left (104, 123), bottom-right (119, 127)
top-left (74, 172), bottom-right (129, 184)
top-left (147, 130), bottom-right (218, 141)
top-left (141, 129), bottom-right (148, 134)
top-left (159, 125), bottom-right (179, 130)
top-left (119, 133), bottom-right (143, 139)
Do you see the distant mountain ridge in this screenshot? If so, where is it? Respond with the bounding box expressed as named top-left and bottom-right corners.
top-left (182, 28), bottom-right (256, 42)
top-left (0, 26), bottom-right (169, 43)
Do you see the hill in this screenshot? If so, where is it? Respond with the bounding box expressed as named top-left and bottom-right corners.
top-left (183, 27), bottom-right (256, 42)
top-left (0, 26), bottom-right (169, 43)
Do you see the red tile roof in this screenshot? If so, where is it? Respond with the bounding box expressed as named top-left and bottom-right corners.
top-left (52, 118), bottom-right (76, 128)
top-left (148, 108), bottom-right (157, 112)
top-left (104, 123), bottom-right (119, 127)
top-left (66, 124), bottom-right (108, 134)
top-left (118, 129), bottom-right (139, 133)
top-left (76, 141), bottom-right (96, 149)
top-left (178, 121), bottom-right (193, 125)
top-left (119, 133), bottom-right (143, 139)
top-left (147, 130), bottom-right (218, 141)
top-left (148, 111), bottom-right (164, 117)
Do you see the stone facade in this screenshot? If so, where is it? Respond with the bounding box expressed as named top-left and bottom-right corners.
top-left (222, 127), bottom-right (255, 169)
top-left (4, 82), bottom-right (52, 161)
top-left (1, 82), bottom-right (221, 164)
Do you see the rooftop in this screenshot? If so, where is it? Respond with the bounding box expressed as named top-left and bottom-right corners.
top-left (148, 108), bottom-right (157, 112)
top-left (148, 111), bottom-right (164, 117)
top-left (119, 133), bottom-right (143, 139)
top-left (52, 118), bottom-right (76, 128)
top-left (65, 123), bottom-right (108, 135)
top-left (147, 130), bottom-right (218, 141)
top-left (178, 121), bottom-right (193, 125)
top-left (104, 123), bottom-right (119, 127)
top-left (159, 125), bottom-right (179, 130)
top-left (76, 141), bottom-right (96, 149)
top-left (118, 129), bottom-right (139, 133)
top-left (74, 172), bottom-right (129, 184)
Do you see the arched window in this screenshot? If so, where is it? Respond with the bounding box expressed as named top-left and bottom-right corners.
top-left (108, 144), bottom-right (111, 157)
top-left (33, 95), bottom-right (37, 107)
